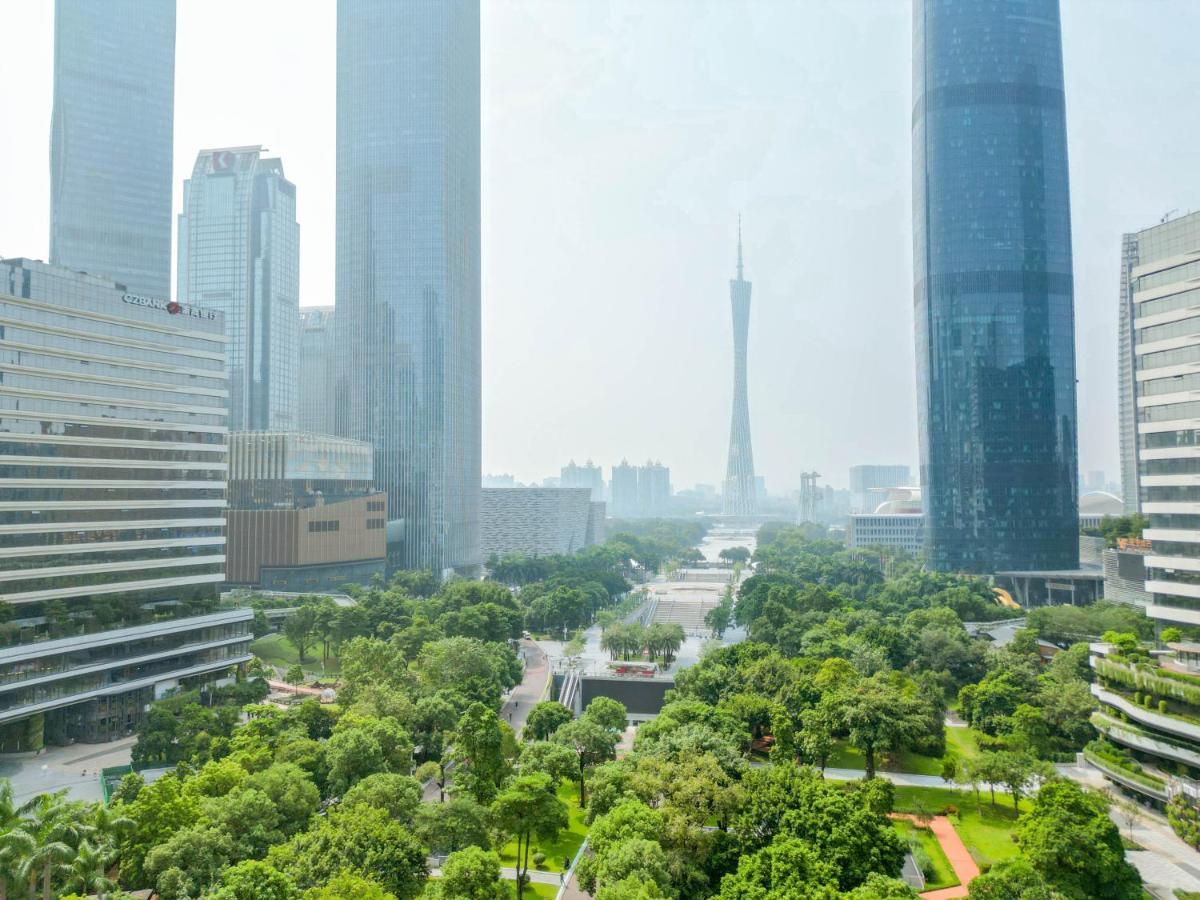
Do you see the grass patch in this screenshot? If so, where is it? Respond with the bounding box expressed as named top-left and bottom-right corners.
top-left (893, 785), bottom-right (1027, 869)
top-left (503, 883), bottom-right (558, 899)
top-left (945, 726), bottom-right (983, 764)
top-left (498, 780), bottom-right (588, 873)
top-left (827, 740), bottom-right (943, 777)
top-left (894, 819), bottom-right (958, 891)
top-left (250, 633), bottom-right (341, 678)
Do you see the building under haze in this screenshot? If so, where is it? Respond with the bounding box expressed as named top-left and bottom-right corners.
top-left (913, 0), bottom-right (1079, 573)
top-left (50, 0), bottom-right (175, 299)
top-left (0, 258), bottom-right (245, 750)
top-left (561, 459), bottom-right (604, 501)
top-left (481, 488), bottom-right (602, 561)
top-left (178, 147), bottom-right (300, 432)
top-left (333, 0), bottom-right (481, 576)
top-left (849, 464), bottom-right (911, 514)
top-left (724, 224), bottom-right (757, 517)
top-left (299, 307), bottom-right (335, 434)
top-left (610, 460), bottom-right (639, 518)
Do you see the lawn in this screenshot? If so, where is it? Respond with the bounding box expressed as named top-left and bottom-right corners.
top-left (250, 633), bottom-right (341, 679)
top-left (498, 780), bottom-right (588, 873)
top-left (893, 785), bottom-right (1028, 869)
top-left (893, 819), bottom-right (958, 891)
top-left (827, 740), bottom-right (944, 777)
top-left (504, 882), bottom-right (558, 899)
top-left (945, 726), bottom-right (983, 763)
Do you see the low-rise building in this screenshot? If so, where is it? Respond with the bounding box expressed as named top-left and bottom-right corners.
top-left (225, 432), bottom-right (386, 592)
top-left (482, 488), bottom-right (601, 559)
top-left (847, 486), bottom-right (924, 557)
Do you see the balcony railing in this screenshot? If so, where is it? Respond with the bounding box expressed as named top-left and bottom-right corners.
top-left (1083, 748), bottom-right (1169, 801)
top-left (1091, 684), bottom-right (1200, 745)
top-left (1091, 711), bottom-right (1200, 770)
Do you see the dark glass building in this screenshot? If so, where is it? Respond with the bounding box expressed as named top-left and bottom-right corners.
top-left (913, 0), bottom-right (1079, 573)
top-left (334, 0), bottom-right (481, 576)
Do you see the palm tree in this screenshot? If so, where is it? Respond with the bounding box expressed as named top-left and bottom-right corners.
top-left (20, 792), bottom-right (79, 900)
top-left (0, 781), bottom-right (36, 900)
top-left (87, 804), bottom-right (132, 882)
top-left (58, 840), bottom-right (116, 900)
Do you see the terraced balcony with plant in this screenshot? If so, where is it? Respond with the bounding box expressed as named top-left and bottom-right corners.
top-left (1083, 739), bottom-right (1168, 800)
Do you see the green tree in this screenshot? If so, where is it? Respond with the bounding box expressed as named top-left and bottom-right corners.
top-left (286, 665), bottom-right (306, 686)
top-left (454, 702), bottom-right (509, 804)
top-left (829, 674), bottom-right (929, 779)
top-left (209, 860), bottom-right (298, 900)
top-left (719, 546), bottom-right (751, 563)
top-left (967, 858), bottom-right (1063, 899)
top-left (491, 774), bottom-right (568, 900)
top-left (116, 772), bottom-right (200, 887)
top-left (413, 797), bottom-right (492, 854)
top-left (203, 787), bottom-right (286, 861)
top-left (520, 740), bottom-right (580, 787)
top-left (143, 825), bottom-right (233, 899)
top-left (285, 604), bottom-right (319, 663)
top-left (1016, 780), bottom-right (1142, 899)
top-left (57, 841), bottom-right (116, 900)
top-left (523, 701), bottom-right (574, 741)
top-left (300, 870), bottom-right (398, 900)
top-left (715, 836), bottom-right (840, 899)
top-left (341, 773), bottom-right (421, 823)
top-left (268, 805), bottom-right (426, 898)
top-left (841, 873), bottom-right (921, 899)
top-left (423, 846), bottom-right (505, 900)
top-left (583, 696), bottom-right (628, 733)
top-left (554, 717), bottom-right (619, 805)
top-left (244, 763), bottom-right (321, 834)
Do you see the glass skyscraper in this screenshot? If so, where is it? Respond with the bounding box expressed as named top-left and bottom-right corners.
top-left (334, 0), bottom-right (481, 575)
top-left (178, 147), bottom-right (300, 432)
top-left (913, 0), bottom-right (1079, 573)
top-left (50, 0), bottom-right (175, 299)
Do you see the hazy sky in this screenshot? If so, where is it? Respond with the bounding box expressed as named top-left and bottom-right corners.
top-left (2, 1), bottom-right (1198, 494)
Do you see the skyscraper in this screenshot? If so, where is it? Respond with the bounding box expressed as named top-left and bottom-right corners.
top-left (299, 306), bottom-right (336, 434)
top-left (334, 0), bottom-right (481, 576)
top-left (1118, 232), bottom-right (1142, 515)
top-left (50, 0), bottom-right (175, 298)
top-left (724, 220), bottom-right (757, 516)
top-left (913, 0), bottom-right (1079, 573)
top-left (178, 147), bottom-right (299, 432)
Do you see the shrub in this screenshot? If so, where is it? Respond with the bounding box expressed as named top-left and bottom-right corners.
top-left (942, 804), bottom-right (958, 817)
top-left (533, 851), bottom-right (546, 868)
top-left (1161, 700), bottom-right (1170, 714)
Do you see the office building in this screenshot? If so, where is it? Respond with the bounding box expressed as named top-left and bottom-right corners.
top-left (50, 0), bottom-right (175, 298)
top-left (178, 147), bottom-right (300, 432)
top-left (299, 307), bottom-right (335, 435)
top-left (334, 0), bottom-right (481, 576)
top-left (913, 0), bottom-right (1079, 573)
top-left (724, 222), bottom-right (757, 516)
top-left (849, 464), bottom-right (911, 514)
top-left (1120, 232), bottom-right (1143, 514)
top-left (0, 258), bottom-right (248, 751)
top-left (561, 460), bottom-right (604, 501)
top-left (225, 432), bottom-right (385, 592)
top-left (481, 489), bottom-right (602, 560)
top-left (611, 460), bottom-right (639, 519)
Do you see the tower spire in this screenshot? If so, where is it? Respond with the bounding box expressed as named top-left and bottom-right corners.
top-left (736, 214), bottom-right (744, 280)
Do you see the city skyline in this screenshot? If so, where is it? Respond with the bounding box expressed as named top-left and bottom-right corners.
top-left (3, 1), bottom-right (1200, 491)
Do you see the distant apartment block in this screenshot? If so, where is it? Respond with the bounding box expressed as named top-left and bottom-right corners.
top-left (0, 258), bottom-right (247, 751)
top-left (481, 488), bottom-right (603, 560)
top-left (610, 460), bottom-right (640, 518)
top-left (848, 464), bottom-right (911, 514)
top-left (609, 459), bottom-right (671, 518)
top-left (50, 0), bottom-right (175, 298)
top-left (178, 147), bottom-right (300, 431)
top-left (225, 432), bottom-right (385, 593)
top-left (561, 459), bottom-right (604, 501)
top-left (298, 307), bottom-right (335, 434)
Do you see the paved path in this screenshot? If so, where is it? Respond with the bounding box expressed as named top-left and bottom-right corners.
top-left (503, 639), bottom-right (550, 736)
top-left (0, 736), bottom-right (137, 804)
top-left (893, 814), bottom-right (979, 899)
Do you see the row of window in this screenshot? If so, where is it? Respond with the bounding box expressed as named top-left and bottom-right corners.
top-left (307, 520), bottom-right (340, 533)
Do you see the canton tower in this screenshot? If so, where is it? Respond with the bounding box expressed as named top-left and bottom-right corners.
top-left (724, 219), bottom-right (757, 516)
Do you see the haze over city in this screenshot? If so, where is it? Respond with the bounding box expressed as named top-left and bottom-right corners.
top-left (2, 0), bottom-right (1198, 492)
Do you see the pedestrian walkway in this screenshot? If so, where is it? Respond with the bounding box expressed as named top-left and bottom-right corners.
top-left (891, 814), bottom-right (978, 899)
top-left (1, 736), bottom-right (137, 804)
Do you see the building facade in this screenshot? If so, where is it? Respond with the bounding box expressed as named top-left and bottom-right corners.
top-left (178, 147), bottom-right (300, 432)
top-left (847, 514), bottom-right (924, 558)
top-left (50, 0), bottom-right (175, 298)
top-left (1119, 233), bottom-right (1143, 514)
top-left (481, 488), bottom-right (600, 560)
top-left (638, 461), bottom-right (671, 518)
top-left (225, 432), bottom-right (386, 591)
top-left (724, 223), bottom-right (757, 516)
top-left (849, 464), bottom-right (912, 514)
top-left (913, 0), bottom-right (1079, 573)
top-left (610, 460), bottom-right (639, 519)
top-left (1120, 212), bottom-right (1200, 631)
top-left (0, 258), bottom-right (248, 751)
top-left (334, 0), bottom-right (481, 576)
top-left (299, 307), bottom-right (335, 434)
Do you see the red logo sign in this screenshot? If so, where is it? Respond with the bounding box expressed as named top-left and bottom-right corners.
top-left (166, 301), bottom-right (182, 315)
